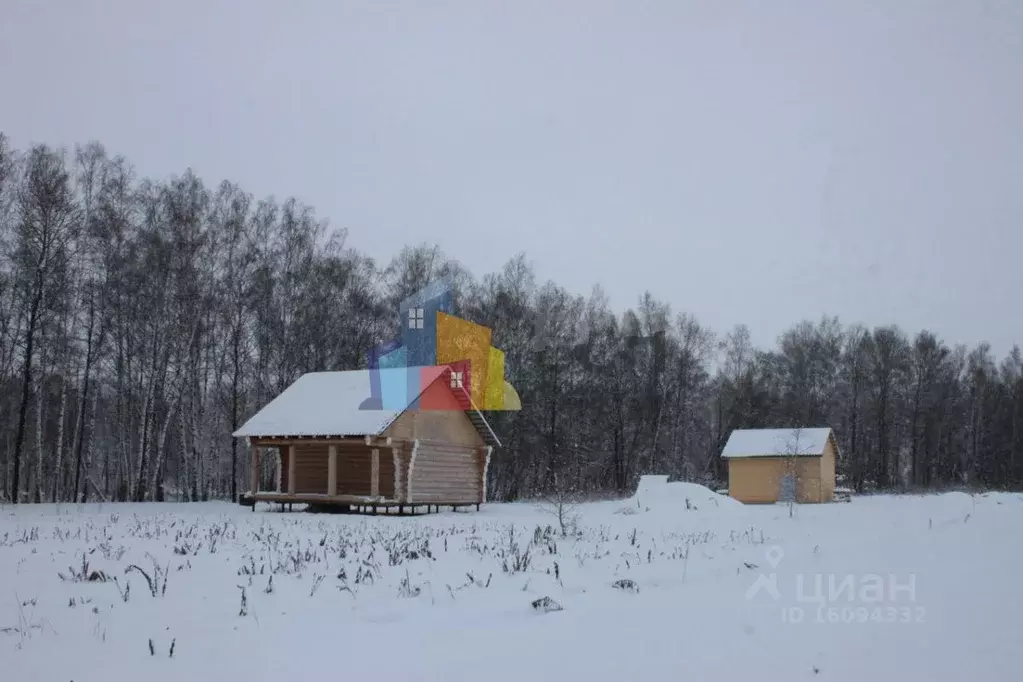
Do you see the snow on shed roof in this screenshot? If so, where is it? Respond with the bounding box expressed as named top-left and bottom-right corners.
top-left (721, 428), bottom-right (835, 458)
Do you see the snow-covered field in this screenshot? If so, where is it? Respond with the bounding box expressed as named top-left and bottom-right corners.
top-left (2, 478), bottom-right (1021, 682)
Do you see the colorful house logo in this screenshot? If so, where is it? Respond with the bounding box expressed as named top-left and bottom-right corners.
top-left (359, 278), bottom-right (522, 412)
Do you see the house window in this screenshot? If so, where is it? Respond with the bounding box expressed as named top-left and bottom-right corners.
top-left (408, 307), bottom-right (424, 329)
top-left (450, 370), bottom-right (464, 390)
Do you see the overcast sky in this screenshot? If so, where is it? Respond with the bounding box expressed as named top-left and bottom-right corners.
top-left (3, 0), bottom-right (1021, 355)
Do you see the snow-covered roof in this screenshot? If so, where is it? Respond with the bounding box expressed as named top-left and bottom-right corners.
top-left (232, 367), bottom-right (499, 444)
top-left (721, 428), bottom-right (835, 458)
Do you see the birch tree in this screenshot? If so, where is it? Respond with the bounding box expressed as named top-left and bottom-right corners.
top-left (9, 146), bottom-right (78, 503)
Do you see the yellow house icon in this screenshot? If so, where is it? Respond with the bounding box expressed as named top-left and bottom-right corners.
top-left (435, 312), bottom-right (521, 411)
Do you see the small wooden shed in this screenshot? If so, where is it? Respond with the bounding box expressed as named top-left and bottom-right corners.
top-left (721, 427), bottom-right (838, 504)
top-left (233, 366), bottom-right (500, 512)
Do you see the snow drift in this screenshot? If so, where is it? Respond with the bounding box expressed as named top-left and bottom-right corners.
top-left (627, 475), bottom-right (745, 514)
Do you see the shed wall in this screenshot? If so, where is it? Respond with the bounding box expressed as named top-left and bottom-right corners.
top-left (728, 455), bottom-right (830, 503)
top-left (821, 438), bottom-right (837, 501)
top-left (795, 456), bottom-right (823, 503)
top-left (728, 458), bottom-right (783, 503)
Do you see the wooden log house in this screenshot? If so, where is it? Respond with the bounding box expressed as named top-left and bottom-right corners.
top-left (233, 366), bottom-right (500, 513)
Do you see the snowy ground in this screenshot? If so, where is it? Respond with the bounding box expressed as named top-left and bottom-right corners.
top-left (2, 479), bottom-right (1021, 682)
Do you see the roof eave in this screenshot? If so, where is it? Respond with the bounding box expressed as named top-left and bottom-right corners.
top-left (723, 452), bottom-right (823, 459)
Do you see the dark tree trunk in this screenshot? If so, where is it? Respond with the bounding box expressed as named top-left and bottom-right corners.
top-left (230, 320), bottom-right (242, 502)
top-left (74, 294), bottom-right (97, 502)
top-left (10, 277), bottom-right (44, 504)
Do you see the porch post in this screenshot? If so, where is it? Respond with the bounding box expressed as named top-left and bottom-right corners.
top-left (250, 446), bottom-right (260, 496)
top-left (371, 448), bottom-right (380, 498)
top-left (328, 445), bottom-right (338, 496)
top-left (275, 448), bottom-right (282, 492)
top-left (287, 445), bottom-right (296, 494)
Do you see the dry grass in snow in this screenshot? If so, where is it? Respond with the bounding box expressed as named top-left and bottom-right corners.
top-left (1, 479), bottom-right (1021, 682)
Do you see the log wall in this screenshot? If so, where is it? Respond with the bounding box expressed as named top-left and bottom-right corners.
top-left (292, 444), bottom-right (330, 493)
top-left (287, 443), bottom-right (396, 499)
top-left (407, 440), bottom-right (483, 503)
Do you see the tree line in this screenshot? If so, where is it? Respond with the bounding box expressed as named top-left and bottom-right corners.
top-left (0, 135), bottom-right (1020, 503)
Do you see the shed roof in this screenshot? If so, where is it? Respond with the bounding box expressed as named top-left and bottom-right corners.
top-left (232, 367), bottom-right (500, 446)
top-left (721, 427), bottom-right (835, 458)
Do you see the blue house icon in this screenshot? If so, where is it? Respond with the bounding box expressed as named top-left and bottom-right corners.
top-left (361, 278), bottom-right (454, 411)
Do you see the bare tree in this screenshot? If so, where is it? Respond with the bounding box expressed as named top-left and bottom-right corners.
top-left (9, 146), bottom-right (78, 502)
top-left (536, 472), bottom-right (581, 537)
top-left (777, 427), bottom-right (807, 518)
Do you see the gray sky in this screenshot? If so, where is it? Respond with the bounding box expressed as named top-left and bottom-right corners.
top-left (3, 0), bottom-right (1022, 355)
